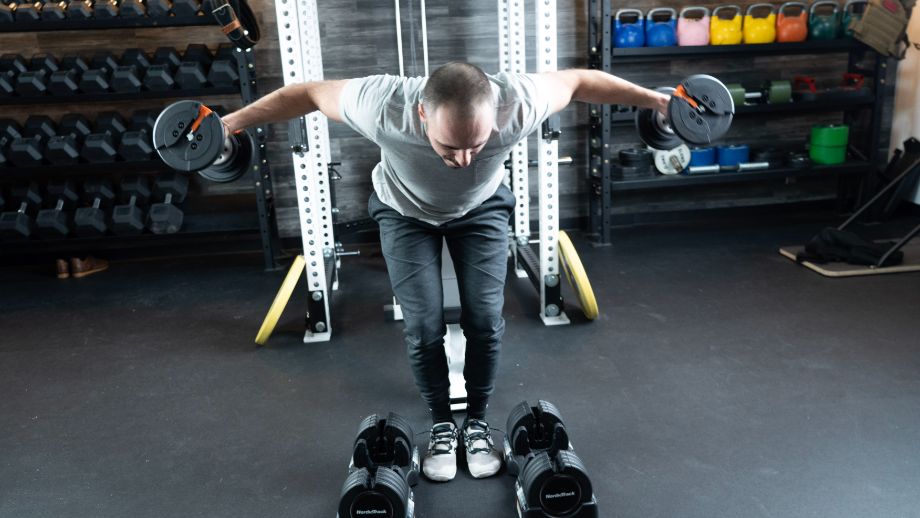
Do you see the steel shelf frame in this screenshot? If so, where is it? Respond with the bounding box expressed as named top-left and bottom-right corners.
top-left (586, 2), bottom-right (889, 245)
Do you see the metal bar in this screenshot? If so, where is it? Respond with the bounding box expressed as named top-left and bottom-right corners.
top-left (535, 0), bottom-right (568, 326)
top-left (236, 48), bottom-right (281, 271)
top-left (395, 0), bottom-right (405, 76)
top-left (876, 222), bottom-right (920, 268)
top-left (599, 0), bottom-right (613, 245)
top-left (508, 0), bottom-right (529, 247)
top-left (274, 0), bottom-right (334, 342)
top-left (838, 156), bottom-right (920, 230)
top-left (421, 0), bottom-right (430, 76)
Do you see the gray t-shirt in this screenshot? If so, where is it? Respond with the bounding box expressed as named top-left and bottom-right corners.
top-left (339, 72), bottom-right (552, 225)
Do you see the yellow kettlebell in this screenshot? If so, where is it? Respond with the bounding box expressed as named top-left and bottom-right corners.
top-left (743, 3), bottom-right (777, 44)
top-left (710, 5), bottom-right (743, 45)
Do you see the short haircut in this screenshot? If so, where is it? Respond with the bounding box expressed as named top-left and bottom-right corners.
top-left (422, 62), bottom-right (493, 118)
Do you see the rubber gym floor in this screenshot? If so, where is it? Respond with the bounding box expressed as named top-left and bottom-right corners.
top-left (2, 215), bottom-right (919, 518)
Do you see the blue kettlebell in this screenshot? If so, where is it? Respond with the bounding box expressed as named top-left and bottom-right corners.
top-left (614, 8), bottom-right (645, 48)
top-left (646, 7), bottom-right (678, 47)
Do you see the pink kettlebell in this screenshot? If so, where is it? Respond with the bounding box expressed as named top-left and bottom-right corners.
top-left (677, 6), bottom-right (711, 46)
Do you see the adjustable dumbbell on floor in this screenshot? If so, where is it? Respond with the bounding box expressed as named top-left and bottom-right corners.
top-left (504, 400), bottom-right (598, 518)
top-left (338, 412), bottom-right (419, 518)
top-left (0, 182), bottom-right (42, 239)
top-left (147, 173), bottom-right (188, 234)
top-left (153, 100), bottom-right (254, 183)
top-left (112, 176), bottom-right (150, 235)
top-left (37, 179), bottom-right (80, 237)
top-left (75, 179), bottom-right (115, 236)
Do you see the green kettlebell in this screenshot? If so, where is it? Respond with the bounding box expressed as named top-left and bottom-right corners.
top-left (842, 0), bottom-right (868, 37)
top-left (809, 0), bottom-right (840, 40)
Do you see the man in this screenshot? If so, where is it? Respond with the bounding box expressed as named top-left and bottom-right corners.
top-left (223, 63), bottom-right (668, 482)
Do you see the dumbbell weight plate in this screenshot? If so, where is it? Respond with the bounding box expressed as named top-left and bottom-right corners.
top-left (153, 100), bottom-right (226, 171)
top-left (653, 144), bottom-right (691, 175)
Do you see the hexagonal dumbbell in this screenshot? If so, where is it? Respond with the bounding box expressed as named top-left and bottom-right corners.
top-left (8, 116), bottom-right (56, 167)
top-left (120, 0), bottom-right (147, 17)
top-left (65, 0), bottom-right (94, 18)
top-left (82, 111), bottom-right (127, 163)
top-left (46, 114), bottom-right (92, 165)
top-left (119, 110), bottom-right (156, 162)
top-left (112, 176), bottom-right (151, 235)
top-left (147, 173), bottom-right (188, 234)
top-left (36, 179), bottom-right (80, 237)
top-left (93, 0), bottom-right (119, 18)
top-left (208, 43), bottom-right (240, 88)
top-left (143, 47), bottom-right (181, 91)
top-left (15, 54), bottom-right (59, 96)
top-left (74, 179), bottom-right (115, 236)
top-left (41, 0), bottom-right (68, 20)
top-left (147, 0), bottom-right (173, 17)
top-left (0, 182), bottom-right (42, 239)
top-left (80, 52), bottom-right (119, 94)
top-left (172, 0), bottom-right (200, 16)
top-left (113, 49), bottom-right (151, 93)
top-left (175, 44), bottom-right (212, 90)
top-left (0, 118), bottom-right (23, 167)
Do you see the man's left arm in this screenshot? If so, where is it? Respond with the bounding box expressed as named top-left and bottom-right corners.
top-left (533, 69), bottom-right (669, 115)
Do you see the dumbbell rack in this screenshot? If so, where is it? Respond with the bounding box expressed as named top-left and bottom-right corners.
top-left (0, 10), bottom-right (281, 270)
top-left (586, 1), bottom-right (888, 245)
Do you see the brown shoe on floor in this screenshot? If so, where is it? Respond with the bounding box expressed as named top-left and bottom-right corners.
top-left (56, 259), bottom-right (70, 279)
top-left (70, 256), bottom-right (109, 278)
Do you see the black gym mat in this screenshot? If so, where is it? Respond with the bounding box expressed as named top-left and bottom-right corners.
top-left (1, 216), bottom-right (919, 518)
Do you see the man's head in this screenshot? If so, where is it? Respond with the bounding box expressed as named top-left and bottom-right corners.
top-left (419, 62), bottom-right (495, 169)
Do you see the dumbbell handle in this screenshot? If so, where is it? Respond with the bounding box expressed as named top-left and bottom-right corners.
top-left (55, 199), bottom-right (64, 211)
top-left (163, 192), bottom-right (173, 204)
top-left (17, 201), bottom-right (28, 214)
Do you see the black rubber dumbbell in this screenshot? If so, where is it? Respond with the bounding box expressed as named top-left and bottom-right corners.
top-left (65, 0), bottom-right (93, 18)
top-left (144, 48), bottom-right (181, 91)
top-left (112, 176), bottom-right (150, 234)
top-left (172, 0), bottom-right (200, 16)
top-left (36, 179), bottom-right (79, 236)
top-left (0, 182), bottom-right (42, 239)
top-left (46, 114), bottom-right (92, 165)
top-left (74, 179), bottom-right (115, 235)
top-left (120, 0), bottom-right (147, 17)
top-left (176, 44), bottom-right (211, 90)
top-left (13, 1), bottom-right (41, 21)
top-left (119, 111), bottom-right (156, 161)
top-left (114, 49), bottom-right (151, 93)
top-left (82, 111), bottom-right (126, 163)
top-left (41, 0), bottom-right (67, 20)
top-left (0, 118), bottom-right (22, 167)
top-left (0, 2), bottom-right (14, 23)
top-left (8, 116), bottom-right (56, 167)
top-left (147, 173), bottom-right (188, 234)
top-left (49, 56), bottom-right (87, 95)
top-left (80, 52), bottom-right (119, 94)
top-left (93, 0), bottom-right (118, 18)
top-left (208, 44), bottom-right (240, 87)
top-left (147, 0), bottom-right (172, 17)
top-left (15, 54), bottom-right (58, 96)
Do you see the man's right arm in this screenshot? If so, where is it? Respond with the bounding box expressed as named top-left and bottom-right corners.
top-left (221, 79), bottom-right (349, 133)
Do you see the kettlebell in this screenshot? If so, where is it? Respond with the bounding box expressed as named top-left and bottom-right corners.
top-left (776, 2), bottom-right (808, 42)
top-left (809, 0), bottom-right (840, 40)
top-left (710, 5), bottom-right (743, 45)
top-left (614, 9), bottom-right (645, 48)
top-left (645, 7), bottom-right (677, 47)
top-left (743, 3), bottom-right (777, 44)
top-left (677, 6), bottom-right (710, 46)
top-left (842, 0), bottom-right (868, 37)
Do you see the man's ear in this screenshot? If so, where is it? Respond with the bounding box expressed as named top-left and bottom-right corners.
top-left (418, 102), bottom-right (427, 123)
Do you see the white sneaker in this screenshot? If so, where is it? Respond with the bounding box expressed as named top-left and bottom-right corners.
top-left (462, 418), bottom-right (503, 479)
top-left (422, 422), bottom-right (458, 482)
